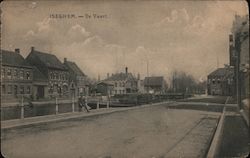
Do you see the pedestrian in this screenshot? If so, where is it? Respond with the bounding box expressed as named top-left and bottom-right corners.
top-left (78, 94), bottom-right (90, 113)
top-left (83, 96), bottom-right (90, 113)
top-left (78, 95), bottom-right (84, 112)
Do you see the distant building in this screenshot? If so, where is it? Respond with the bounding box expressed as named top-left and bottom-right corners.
top-left (144, 76), bottom-right (167, 94)
top-left (26, 47), bottom-right (69, 98)
top-left (104, 67), bottom-right (138, 95)
top-left (207, 67), bottom-right (234, 96)
top-left (96, 81), bottom-right (114, 96)
top-left (1, 49), bottom-right (33, 102)
top-left (63, 58), bottom-right (89, 97)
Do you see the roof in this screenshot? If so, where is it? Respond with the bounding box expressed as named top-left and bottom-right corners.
top-left (144, 76), bottom-right (165, 86)
top-left (104, 73), bottom-right (137, 81)
top-left (208, 68), bottom-right (234, 79)
top-left (29, 50), bottom-right (66, 70)
top-left (64, 60), bottom-right (85, 76)
top-left (1, 50), bottom-right (32, 68)
top-left (97, 81), bottom-right (114, 86)
top-left (33, 66), bottom-right (48, 82)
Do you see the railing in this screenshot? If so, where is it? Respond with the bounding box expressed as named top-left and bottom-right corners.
top-left (1, 93), bottom-right (192, 121)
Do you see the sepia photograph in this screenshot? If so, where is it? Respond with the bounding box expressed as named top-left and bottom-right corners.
top-left (0, 0), bottom-right (249, 157)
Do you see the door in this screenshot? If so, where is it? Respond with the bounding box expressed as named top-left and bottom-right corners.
top-left (37, 86), bottom-right (45, 99)
top-left (14, 85), bottom-right (18, 97)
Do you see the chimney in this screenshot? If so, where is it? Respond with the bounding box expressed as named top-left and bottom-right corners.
top-left (14, 48), bottom-right (20, 54)
top-left (107, 73), bottom-right (110, 78)
top-left (137, 73), bottom-right (140, 80)
top-left (64, 58), bottom-right (67, 63)
top-left (31, 46), bottom-right (35, 52)
top-left (125, 67), bottom-right (128, 74)
top-left (98, 74), bottom-right (100, 81)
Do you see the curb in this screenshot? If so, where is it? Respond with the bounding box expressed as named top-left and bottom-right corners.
top-left (240, 110), bottom-right (249, 127)
top-left (206, 106), bottom-right (226, 158)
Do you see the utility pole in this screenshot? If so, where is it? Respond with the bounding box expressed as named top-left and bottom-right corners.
top-left (235, 32), bottom-right (242, 109)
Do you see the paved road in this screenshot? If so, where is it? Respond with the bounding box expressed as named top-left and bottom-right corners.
top-left (1, 102), bottom-right (220, 158)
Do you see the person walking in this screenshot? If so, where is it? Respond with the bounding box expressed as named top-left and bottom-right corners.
top-left (83, 96), bottom-right (90, 113)
top-left (78, 95), bottom-right (84, 112)
top-left (78, 94), bottom-right (90, 113)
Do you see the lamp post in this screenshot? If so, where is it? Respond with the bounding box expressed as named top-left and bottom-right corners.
top-left (234, 32), bottom-right (242, 110)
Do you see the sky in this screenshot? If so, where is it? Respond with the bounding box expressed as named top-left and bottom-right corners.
top-left (1, 0), bottom-right (249, 82)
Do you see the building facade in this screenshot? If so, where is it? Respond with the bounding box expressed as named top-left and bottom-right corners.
top-left (207, 67), bottom-right (234, 96)
top-left (144, 76), bottom-right (167, 94)
top-left (1, 49), bottom-right (33, 102)
top-left (63, 58), bottom-right (89, 97)
top-left (26, 47), bottom-right (69, 99)
top-left (230, 14), bottom-right (249, 99)
top-left (96, 81), bottom-right (114, 96)
top-left (104, 67), bottom-right (138, 95)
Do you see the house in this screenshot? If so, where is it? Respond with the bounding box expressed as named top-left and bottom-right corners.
top-left (230, 14), bottom-right (249, 99)
top-left (1, 49), bottom-right (33, 102)
top-left (144, 76), bottom-right (167, 94)
top-left (31, 66), bottom-right (48, 100)
top-left (103, 67), bottom-right (138, 95)
top-left (207, 67), bottom-right (234, 96)
top-left (63, 58), bottom-right (89, 97)
top-left (26, 47), bottom-right (69, 98)
top-left (96, 81), bottom-right (114, 96)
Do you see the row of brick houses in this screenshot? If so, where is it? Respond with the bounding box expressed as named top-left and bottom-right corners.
top-left (1, 47), bottom-right (89, 102)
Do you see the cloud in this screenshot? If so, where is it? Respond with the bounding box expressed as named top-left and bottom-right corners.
top-left (52, 35), bottom-right (129, 78)
top-left (36, 18), bottom-right (51, 32)
top-left (155, 8), bottom-right (189, 28)
top-left (69, 24), bottom-right (90, 37)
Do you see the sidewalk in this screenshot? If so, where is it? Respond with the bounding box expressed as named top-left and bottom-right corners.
top-left (215, 105), bottom-right (249, 157)
top-left (1, 101), bottom-right (172, 130)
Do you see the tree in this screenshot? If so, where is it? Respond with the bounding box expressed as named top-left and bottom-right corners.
top-left (170, 70), bottom-right (205, 94)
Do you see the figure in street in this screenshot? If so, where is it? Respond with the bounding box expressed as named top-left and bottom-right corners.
top-left (78, 94), bottom-right (90, 113)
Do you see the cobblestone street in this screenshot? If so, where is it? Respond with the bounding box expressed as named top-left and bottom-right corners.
top-left (2, 103), bottom-right (220, 158)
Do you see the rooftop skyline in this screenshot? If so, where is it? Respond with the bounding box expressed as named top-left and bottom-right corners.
top-left (1, 1), bottom-right (248, 82)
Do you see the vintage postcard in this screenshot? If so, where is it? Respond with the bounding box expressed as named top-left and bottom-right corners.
top-left (1, 0), bottom-right (249, 158)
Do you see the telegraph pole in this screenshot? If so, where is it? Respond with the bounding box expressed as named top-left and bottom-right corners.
top-left (235, 32), bottom-right (242, 109)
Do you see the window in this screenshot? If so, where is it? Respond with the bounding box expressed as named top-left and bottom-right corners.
top-left (20, 86), bottom-right (24, 94)
top-left (115, 82), bottom-right (117, 87)
top-left (8, 85), bottom-right (12, 94)
top-left (20, 70), bottom-right (24, 79)
top-left (13, 69), bottom-right (18, 79)
top-left (120, 90), bottom-right (122, 94)
top-left (14, 85), bottom-right (18, 95)
top-left (2, 85), bottom-right (6, 94)
top-left (27, 86), bottom-right (31, 94)
top-left (50, 72), bottom-right (53, 79)
top-left (212, 79), bottom-right (215, 84)
top-left (26, 71), bottom-right (30, 80)
top-left (55, 73), bottom-right (59, 80)
top-left (49, 86), bottom-right (53, 93)
top-left (1, 68), bottom-right (5, 79)
top-left (217, 79), bottom-right (221, 84)
top-left (7, 68), bottom-right (12, 79)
